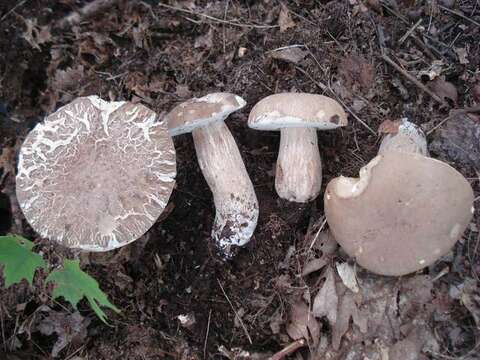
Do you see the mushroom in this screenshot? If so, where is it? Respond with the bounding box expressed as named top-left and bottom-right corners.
top-left (166, 93), bottom-right (258, 257)
top-left (324, 120), bottom-right (474, 276)
top-left (248, 93), bottom-right (348, 202)
top-left (16, 96), bottom-right (176, 251)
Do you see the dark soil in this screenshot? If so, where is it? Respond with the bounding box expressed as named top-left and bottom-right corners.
top-left (1, 0), bottom-right (479, 359)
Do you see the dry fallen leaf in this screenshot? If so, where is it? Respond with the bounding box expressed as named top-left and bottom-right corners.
top-left (37, 310), bottom-right (90, 358)
top-left (336, 262), bottom-right (359, 293)
top-left (286, 300), bottom-right (321, 346)
top-left (339, 54), bottom-right (375, 90)
top-left (270, 47), bottom-right (308, 64)
top-left (278, 4), bottom-right (296, 32)
top-left (0, 145), bottom-right (16, 183)
top-left (473, 83), bottom-right (480, 103)
top-left (388, 325), bottom-right (429, 360)
top-left (378, 119), bottom-right (401, 134)
top-left (194, 29), bottom-right (214, 49)
top-left (332, 288), bottom-right (367, 350)
top-left (302, 258), bottom-right (328, 276)
top-left (454, 47), bottom-right (469, 65)
top-left (428, 78), bottom-right (458, 105)
top-left (312, 266), bottom-right (338, 325)
top-left (461, 278), bottom-right (480, 328)
top-left (22, 18), bottom-right (52, 50)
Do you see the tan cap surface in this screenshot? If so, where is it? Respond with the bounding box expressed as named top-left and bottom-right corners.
top-left (16, 96), bottom-right (176, 251)
top-left (248, 93), bottom-right (348, 130)
top-left (324, 151), bottom-right (474, 276)
top-left (166, 93), bottom-right (246, 136)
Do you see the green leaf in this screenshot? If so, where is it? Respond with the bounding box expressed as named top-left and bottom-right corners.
top-left (0, 235), bottom-right (47, 287)
top-left (46, 260), bottom-right (120, 324)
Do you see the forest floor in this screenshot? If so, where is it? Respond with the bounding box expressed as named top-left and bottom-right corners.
top-left (0, 0), bottom-right (480, 359)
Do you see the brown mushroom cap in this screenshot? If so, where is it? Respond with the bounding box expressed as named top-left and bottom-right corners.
top-left (167, 93), bottom-right (246, 136)
top-left (16, 96), bottom-right (176, 251)
top-left (248, 93), bottom-right (348, 130)
top-left (324, 151), bottom-right (474, 276)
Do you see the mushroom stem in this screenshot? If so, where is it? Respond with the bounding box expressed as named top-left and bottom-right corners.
top-left (192, 121), bottom-right (259, 256)
top-left (275, 127), bottom-right (322, 202)
top-left (379, 120), bottom-right (429, 156)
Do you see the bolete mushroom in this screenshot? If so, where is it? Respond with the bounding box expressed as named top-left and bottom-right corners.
top-left (324, 120), bottom-right (474, 276)
top-left (16, 96), bottom-right (176, 251)
top-left (166, 93), bottom-right (258, 257)
top-left (248, 93), bottom-right (348, 202)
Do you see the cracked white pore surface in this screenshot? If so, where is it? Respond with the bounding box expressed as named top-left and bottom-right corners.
top-left (16, 96), bottom-right (176, 251)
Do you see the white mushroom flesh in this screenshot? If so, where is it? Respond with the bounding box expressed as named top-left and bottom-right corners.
top-left (276, 127), bottom-right (322, 202)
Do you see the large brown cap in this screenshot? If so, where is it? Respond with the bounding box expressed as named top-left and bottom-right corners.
top-left (166, 93), bottom-right (246, 136)
top-left (248, 93), bottom-right (348, 130)
top-left (324, 152), bottom-right (474, 276)
top-left (16, 96), bottom-right (176, 251)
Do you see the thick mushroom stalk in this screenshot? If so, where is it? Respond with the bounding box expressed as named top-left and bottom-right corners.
top-left (248, 93), bottom-right (348, 203)
top-left (192, 121), bottom-right (258, 255)
top-left (276, 128), bottom-right (322, 202)
top-left (166, 93), bottom-right (259, 257)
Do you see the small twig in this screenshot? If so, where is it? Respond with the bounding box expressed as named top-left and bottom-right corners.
top-left (65, 344), bottom-right (86, 360)
top-left (336, 97), bottom-right (377, 136)
top-left (157, 2), bottom-right (278, 29)
top-left (266, 44), bottom-right (307, 53)
top-left (0, 0), bottom-right (27, 23)
top-left (399, 19), bottom-right (422, 44)
top-left (438, 4), bottom-right (480, 27)
top-left (381, 52), bottom-right (449, 107)
top-left (203, 309), bottom-right (212, 359)
top-left (426, 105), bottom-right (480, 135)
top-left (381, 3), bottom-right (409, 25)
top-left (217, 279), bottom-right (253, 344)
top-left (309, 218), bottom-right (327, 250)
top-left (269, 339), bottom-right (306, 360)
top-left (411, 35), bottom-right (441, 60)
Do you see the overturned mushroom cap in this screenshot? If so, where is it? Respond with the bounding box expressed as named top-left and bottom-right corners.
top-left (167, 93), bottom-right (246, 136)
top-left (16, 96), bottom-right (176, 251)
top-left (324, 151), bottom-right (474, 276)
top-left (248, 93), bottom-right (348, 130)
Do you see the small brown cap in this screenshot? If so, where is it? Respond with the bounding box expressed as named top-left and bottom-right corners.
top-left (166, 93), bottom-right (246, 136)
top-left (324, 152), bottom-right (474, 276)
top-left (248, 93), bottom-right (348, 130)
top-left (16, 96), bottom-right (176, 251)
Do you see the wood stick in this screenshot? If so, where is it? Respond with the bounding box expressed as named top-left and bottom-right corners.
top-left (158, 2), bottom-right (278, 29)
top-left (217, 279), bottom-right (253, 344)
top-left (269, 339), bottom-right (306, 360)
top-left (427, 105), bottom-right (480, 135)
top-left (381, 53), bottom-right (450, 107)
top-left (439, 4), bottom-right (480, 27)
